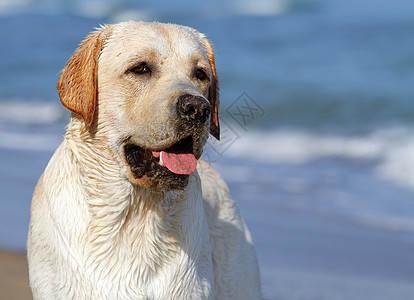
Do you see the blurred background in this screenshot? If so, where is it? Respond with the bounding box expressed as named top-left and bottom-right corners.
top-left (1, 0), bottom-right (414, 299)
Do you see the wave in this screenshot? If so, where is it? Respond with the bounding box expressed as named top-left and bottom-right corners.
top-left (0, 101), bottom-right (65, 124)
top-left (1, 99), bottom-right (413, 191)
top-left (205, 126), bottom-right (414, 233)
top-left (206, 126), bottom-right (414, 191)
top-left (232, 0), bottom-right (290, 16)
top-left (0, 101), bottom-right (65, 151)
top-left (2, 104), bottom-right (414, 233)
top-left (0, 0), bottom-right (29, 16)
top-left (0, 0), bottom-right (292, 19)
top-left (0, 130), bottom-right (62, 151)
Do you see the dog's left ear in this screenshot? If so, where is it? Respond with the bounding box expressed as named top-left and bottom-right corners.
top-left (57, 26), bottom-right (111, 129)
top-left (204, 41), bottom-right (220, 140)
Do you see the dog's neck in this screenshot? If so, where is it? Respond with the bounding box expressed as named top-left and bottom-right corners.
top-left (64, 118), bottom-right (203, 274)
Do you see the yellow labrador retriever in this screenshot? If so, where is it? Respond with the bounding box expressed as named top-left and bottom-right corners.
top-left (27, 21), bottom-right (261, 300)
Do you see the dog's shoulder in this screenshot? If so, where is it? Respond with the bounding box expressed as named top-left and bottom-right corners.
top-left (30, 142), bottom-right (66, 211)
top-left (197, 159), bottom-right (232, 213)
top-left (197, 159), bottom-right (248, 236)
top-left (197, 159), bottom-right (262, 299)
top-left (197, 159), bottom-right (253, 246)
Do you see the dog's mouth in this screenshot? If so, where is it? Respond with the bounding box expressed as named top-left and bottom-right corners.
top-left (124, 136), bottom-right (198, 182)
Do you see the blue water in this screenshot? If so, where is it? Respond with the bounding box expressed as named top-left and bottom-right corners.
top-left (2, 0), bottom-right (414, 132)
top-left (2, 0), bottom-right (414, 298)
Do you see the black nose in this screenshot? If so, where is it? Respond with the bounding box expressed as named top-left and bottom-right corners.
top-left (177, 94), bottom-right (211, 123)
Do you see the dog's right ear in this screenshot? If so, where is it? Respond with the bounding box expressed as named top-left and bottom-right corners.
top-left (204, 40), bottom-right (220, 141)
top-left (57, 27), bottom-right (111, 129)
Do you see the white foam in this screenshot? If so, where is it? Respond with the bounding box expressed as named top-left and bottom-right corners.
top-left (377, 136), bottom-right (414, 190)
top-left (0, 131), bottom-right (61, 151)
top-left (71, 0), bottom-right (116, 19)
top-left (0, 101), bottom-right (64, 151)
top-left (232, 0), bottom-right (290, 16)
top-left (209, 126), bottom-right (414, 190)
top-left (109, 9), bottom-right (155, 23)
top-left (353, 213), bottom-right (414, 233)
top-left (0, 0), bottom-right (30, 15)
top-left (216, 129), bottom-right (384, 163)
top-left (0, 101), bottom-right (64, 124)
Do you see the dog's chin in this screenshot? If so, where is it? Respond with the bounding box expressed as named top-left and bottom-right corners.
top-left (124, 135), bottom-right (202, 191)
top-left (128, 172), bottom-right (190, 191)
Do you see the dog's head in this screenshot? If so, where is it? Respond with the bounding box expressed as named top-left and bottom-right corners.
top-left (57, 21), bottom-right (220, 190)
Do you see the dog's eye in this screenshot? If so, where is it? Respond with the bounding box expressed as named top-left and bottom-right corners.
top-left (130, 63), bottom-right (150, 74)
top-left (195, 69), bottom-right (207, 81)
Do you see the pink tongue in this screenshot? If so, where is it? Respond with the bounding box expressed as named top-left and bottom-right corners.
top-left (160, 151), bottom-right (197, 175)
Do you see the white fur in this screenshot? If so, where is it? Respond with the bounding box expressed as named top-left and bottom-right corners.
top-left (27, 21), bottom-right (261, 300)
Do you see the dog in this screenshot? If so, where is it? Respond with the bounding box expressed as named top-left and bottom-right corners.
top-left (27, 21), bottom-right (261, 300)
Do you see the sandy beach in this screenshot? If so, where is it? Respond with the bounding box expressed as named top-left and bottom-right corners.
top-left (0, 250), bottom-right (31, 300)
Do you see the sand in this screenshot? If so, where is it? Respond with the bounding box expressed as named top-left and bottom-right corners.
top-left (0, 250), bottom-right (31, 300)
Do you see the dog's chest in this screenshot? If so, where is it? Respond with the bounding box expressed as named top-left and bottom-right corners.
top-left (87, 234), bottom-right (214, 300)
top-left (84, 202), bottom-right (215, 299)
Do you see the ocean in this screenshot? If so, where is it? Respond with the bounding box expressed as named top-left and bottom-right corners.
top-left (1, 0), bottom-right (414, 298)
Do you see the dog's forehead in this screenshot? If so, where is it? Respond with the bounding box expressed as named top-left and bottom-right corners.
top-left (106, 21), bottom-right (208, 62)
